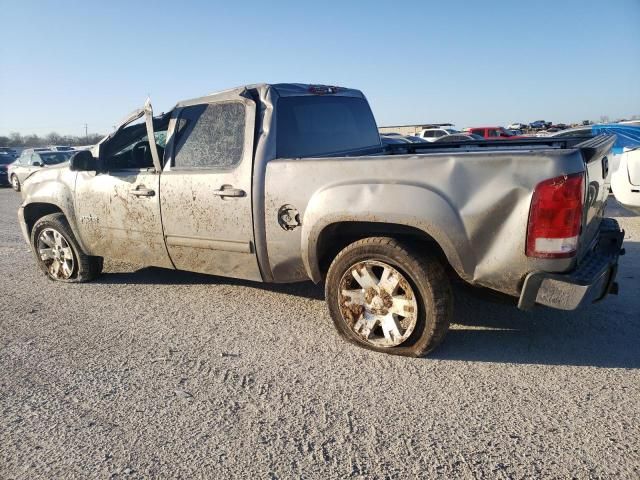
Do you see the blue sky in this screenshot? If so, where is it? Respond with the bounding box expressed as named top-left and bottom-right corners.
top-left (1, 0), bottom-right (639, 136)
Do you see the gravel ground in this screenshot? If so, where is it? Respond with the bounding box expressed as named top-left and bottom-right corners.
top-left (1, 188), bottom-right (639, 479)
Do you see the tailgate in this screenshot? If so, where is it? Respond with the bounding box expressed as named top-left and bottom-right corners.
top-left (577, 134), bottom-right (617, 259)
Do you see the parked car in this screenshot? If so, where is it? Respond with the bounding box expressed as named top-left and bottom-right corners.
top-left (417, 127), bottom-right (460, 142)
top-left (8, 149), bottom-right (75, 191)
top-left (611, 147), bottom-right (640, 214)
top-left (507, 123), bottom-right (527, 130)
top-left (380, 134), bottom-right (410, 145)
top-left (529, 120), bottom-right (550, 130)
top-left (0, 154), bottom-right (14, 186)
top-left (0, 147), bottom-right (18, 160)
top-left (463, 126), bottom-right (523, 139)
top-left (17, 83), bottom-right (624, 358)
top-left (49, 145), bottom-right (75, 152)
top-left (403, 135), bottom-right (428, 143)
top-left (434, 133), bottom-right (484, 142)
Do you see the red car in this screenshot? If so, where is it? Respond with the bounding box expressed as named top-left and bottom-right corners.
top-left (464, 126), bottom-right (524, 139)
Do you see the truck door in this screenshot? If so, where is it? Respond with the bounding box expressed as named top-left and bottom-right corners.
top-left (159, 95), bottom-right (262, 281)
top-left (74, 102), bottom-right (173, 268)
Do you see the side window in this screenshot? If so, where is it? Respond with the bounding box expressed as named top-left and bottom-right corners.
top-left (433, 130), bottom-right (445, 138)
top-left (423, 131), bottom-right (434, 138)
top-left (488, 129), bottom-right (500, 137)
top-left (173, 102), bottom-right (245, 169)
top-left (102, 120), bottom-right (168, 170)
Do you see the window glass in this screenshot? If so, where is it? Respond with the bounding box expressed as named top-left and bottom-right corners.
top-left (173, 102), bottom-right (245, 169)
top-left (433, 131), bottom-right (445, 137)
top-left (423, 130), bottom-right (434, 138)
top-left (276, 96), bottom-right (380, 158)
top-left (39, 151), bottom-right (74, 165)
top-left (102, 118), bottom-right (169, 170)
top-left (488, 129), bottom-right (500, 137)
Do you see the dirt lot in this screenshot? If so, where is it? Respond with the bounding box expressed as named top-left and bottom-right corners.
top-left (1, 188), bottom-right (639, 479)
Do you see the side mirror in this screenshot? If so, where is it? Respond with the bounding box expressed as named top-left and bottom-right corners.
top-left (32, 161), bottom-right (44, 167)
top-left (70, 150), bottom-right (97, 172)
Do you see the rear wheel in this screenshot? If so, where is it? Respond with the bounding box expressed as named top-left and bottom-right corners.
top-left (325, 237), bottom-right (453, 357)
top-left (31, 213), bottom-right (103, 283)
top-left (11, 174), bottom-right (20, 192)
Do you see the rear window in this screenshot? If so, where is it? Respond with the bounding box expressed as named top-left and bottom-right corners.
top-left (276, 96), bottom-right (381, 158)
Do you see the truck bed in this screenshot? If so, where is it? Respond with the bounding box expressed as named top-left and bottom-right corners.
top-left (262, 134), bottom-right (615, 298)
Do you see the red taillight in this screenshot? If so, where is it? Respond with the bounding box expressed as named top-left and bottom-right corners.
top-left (526, 172), bottom-right (584, 258)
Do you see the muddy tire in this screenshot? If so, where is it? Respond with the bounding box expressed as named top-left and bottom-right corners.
top-left (31, 213), bottom-right (103, 283)
top-left (325, 237), bottom-right (452, 357)
top-left (11, 174), bottom-right (20, 192)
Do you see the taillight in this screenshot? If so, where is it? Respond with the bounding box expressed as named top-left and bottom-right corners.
top-left (526, 172), bottom-right (584, 258)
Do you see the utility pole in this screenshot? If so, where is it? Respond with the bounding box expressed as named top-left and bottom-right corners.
top-left (83, 123), bottom-right (88, 142)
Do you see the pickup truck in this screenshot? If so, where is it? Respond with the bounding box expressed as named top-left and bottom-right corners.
top-left (18, 83), bottom-right (625, 357)
top-left (464, 126), bottom-right (524, 139)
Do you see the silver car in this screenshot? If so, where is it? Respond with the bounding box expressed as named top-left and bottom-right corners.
top-left (8, 150), bottom-right (74, 192)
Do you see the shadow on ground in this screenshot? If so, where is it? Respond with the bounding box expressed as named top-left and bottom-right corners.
top-left (97, 266), bottom-right (326, 300)
top-left (97, 254), bottom-right (639, 369)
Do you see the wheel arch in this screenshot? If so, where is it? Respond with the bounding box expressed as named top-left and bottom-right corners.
top-left (20, 201), bottom-right (89, 254)
top-left (300, 183), bottom-right (475, 284)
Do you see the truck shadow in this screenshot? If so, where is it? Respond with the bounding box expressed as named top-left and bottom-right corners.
top-left (96, 265), bottom-right (326, 300)
top-left (436, 240), bottom-right (639, 368)
top-left (97, 241), bottom-right (638, 369)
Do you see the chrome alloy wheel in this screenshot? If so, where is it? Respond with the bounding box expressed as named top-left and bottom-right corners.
top-left (338, 260), bottom-right (418, 347)
top-left (11, 175), bottom-right (19, 190)
top-left (37, 228), bottom-right (75, 280)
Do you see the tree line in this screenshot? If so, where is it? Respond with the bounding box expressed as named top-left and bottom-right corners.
top-left (0, 131), bottom-right (105, 148)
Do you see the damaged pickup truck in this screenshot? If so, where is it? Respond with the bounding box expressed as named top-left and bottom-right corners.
top-left (18, 83), bottom-right (625, 357)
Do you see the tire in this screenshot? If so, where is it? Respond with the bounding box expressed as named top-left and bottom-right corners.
top-left (325, 237), bottom-right (452, 357)
top-left (30, 213), bottom-right (103, 283)
top-left (11, 174), bottom-right (20, 192)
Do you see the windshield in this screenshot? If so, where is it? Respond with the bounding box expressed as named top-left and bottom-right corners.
top-left (39, 152), bottom-right (74, 165)
top-left (276, 96), bottom-right (381, 158)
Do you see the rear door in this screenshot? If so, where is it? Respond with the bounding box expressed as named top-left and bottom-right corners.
top-left (159, 95), bottom-right (261, 281)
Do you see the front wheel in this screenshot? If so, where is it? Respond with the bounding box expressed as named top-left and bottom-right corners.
top-left (31, 213), bottom-right (103, 283)
top-left (325, 237), bottom-right (453, 357)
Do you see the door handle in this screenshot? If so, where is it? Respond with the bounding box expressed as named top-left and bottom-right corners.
top-left (129, 186), bottom-right (156, 197)
top-left (212, 185), bottom-right (246, 198)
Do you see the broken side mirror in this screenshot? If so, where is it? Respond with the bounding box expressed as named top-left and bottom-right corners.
top-left (69, 150), bottom-right (97, 172)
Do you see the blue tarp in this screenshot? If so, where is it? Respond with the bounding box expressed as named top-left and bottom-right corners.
top-left (591, 124), bottom-right (640, 154)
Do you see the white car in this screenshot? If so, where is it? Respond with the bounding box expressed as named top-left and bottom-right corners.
top-left (507, 123), bottom-right (527, 130)
top-left (418, 127), bottom-right (460, 142)
top-left (611, 147), bottom-right (640, 214)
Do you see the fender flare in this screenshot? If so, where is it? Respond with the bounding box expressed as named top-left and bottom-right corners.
top-left (300, 183), bottom-right (475, 283)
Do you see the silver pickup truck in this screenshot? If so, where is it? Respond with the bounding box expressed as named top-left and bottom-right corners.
top-left (18, 83), bottom-right (625, 357)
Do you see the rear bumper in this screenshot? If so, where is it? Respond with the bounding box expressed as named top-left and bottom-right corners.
top-left (518, 218), bottom-right (625, 310)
